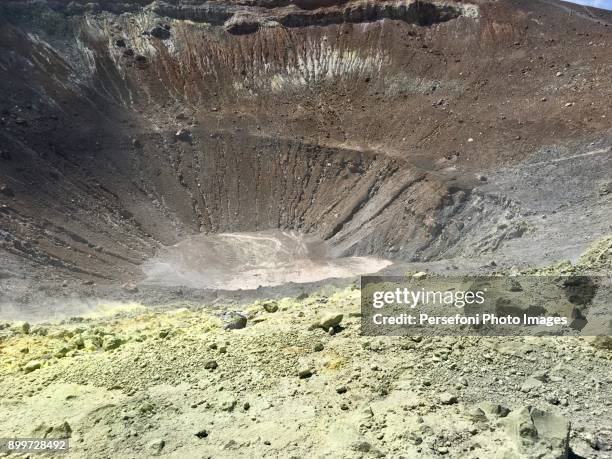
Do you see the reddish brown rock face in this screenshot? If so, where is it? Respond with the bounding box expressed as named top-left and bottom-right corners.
top-left (0, 0), bottom-right (610, 283)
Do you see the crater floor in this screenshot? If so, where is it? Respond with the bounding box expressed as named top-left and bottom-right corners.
top-left (142, 230), bottom-right (392, 289)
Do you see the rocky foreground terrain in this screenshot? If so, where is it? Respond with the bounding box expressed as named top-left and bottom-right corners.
top-left (1, 239), bottom-right (610, 459)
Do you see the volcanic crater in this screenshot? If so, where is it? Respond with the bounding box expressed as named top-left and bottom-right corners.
top-left (0, 0), bottom-right (610, 298)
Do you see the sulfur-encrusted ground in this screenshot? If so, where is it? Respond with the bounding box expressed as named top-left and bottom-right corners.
top-left (1, 276), bottom-right (610, 458)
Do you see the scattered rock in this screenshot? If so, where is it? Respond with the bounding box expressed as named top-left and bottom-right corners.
top-left (222, 312), bottom-right (247, 330)
top-left (102, 335), bottom-right (123, 351)
top-left (54, 346), bottom-right (70, 358)
top-left (158, 329), bottom-right (170, 339)
top-left (23, 360), bottom-right (42, 373)
top-left (479, 402), bottom-right (510, 419)
top-left (531, 408), bottom-right (571, 455)
top-left (175, 129), bottom-right (192, 142)
top-left (204, 360), bottom-right (218, 370)
top-left (505, 406), bottom-right (538, 446)
top-left (219, 397), bottom-right (237, 412)
top-left (352, 441), bottom-right (372, 452)
top-left (148, 439), bottom-right (165, 453)
top-left (262, 301), bottom-right (278, 313)
top-left (311, 313), bottom-right (343, 331)
top-left (298, 366), bottom-right (313, 379)
top-left (521, 373), bottom-right (548, 392)
top-left (504, 407), bottom-right (570, 458)
top-left (464, 407), bottom-right (487, 422)
top-left (138, 402), bottom-right (155, 414)
top-left (32, 421), bottom-right (72, 439)
top-left (439, 392), bottom-right (458, 405)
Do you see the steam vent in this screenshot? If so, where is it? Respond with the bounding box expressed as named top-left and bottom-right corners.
top-left (0, 0), bottom-right (611, 457)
